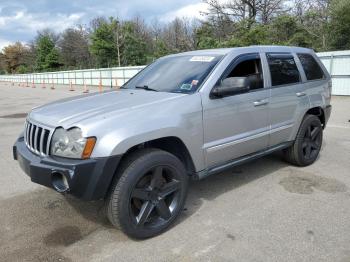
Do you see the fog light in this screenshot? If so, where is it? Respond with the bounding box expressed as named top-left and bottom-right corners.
top-left (51, 171), bottom-right (70, 193)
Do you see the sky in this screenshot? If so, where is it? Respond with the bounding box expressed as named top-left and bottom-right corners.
top-left (0, 0), bottom-right (210, 51)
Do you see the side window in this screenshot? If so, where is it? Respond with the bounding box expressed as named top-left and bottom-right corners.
top-left (225, 56), bottom-right (264, 90)
top-left (297, 53), bottom-right (325, 81)
top-left (267, 53), bottom-right (301, 86)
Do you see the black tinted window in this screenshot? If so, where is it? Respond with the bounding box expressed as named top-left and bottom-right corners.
top-left (297, 53), bottom-right (325, 80)
top-left (267, 54), bottom-right (300, 86)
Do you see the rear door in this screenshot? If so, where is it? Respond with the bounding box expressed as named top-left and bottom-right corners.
top-left (266, 53), bottom-right (309, 146)
top-left (296, 53), bottom-right (331, 108)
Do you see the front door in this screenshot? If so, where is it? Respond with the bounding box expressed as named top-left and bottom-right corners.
top-left (202, 53), bottom-right (270, 168)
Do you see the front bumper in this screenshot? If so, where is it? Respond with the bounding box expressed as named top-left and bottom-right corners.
top-left (13, 136), bottom-right (121, 200)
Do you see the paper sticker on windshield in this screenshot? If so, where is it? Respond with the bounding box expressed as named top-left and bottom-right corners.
top-left (190, 56), bottom-right (215, 62)
top-left (180, 84), bottom-right (192, 90)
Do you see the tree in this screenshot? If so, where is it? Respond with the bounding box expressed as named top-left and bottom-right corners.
top-left (196, 22), bottom-right (220, 49)
top-left (2, 42), bottom-right (31, 73)
top-left (201, 0), bottom-right (236, 41)
top-left (35, 34), bottom-right (61, 71)
top-left (162, 18), bottom-right (196, 53)
top-left (0, 52), bottom-right (6, 74)
top-left (17, 65), bottom-right (29, 74)
top-left (22, 43), bottom-right (37, 72)
top-left (90, 18), bottom-right (119, 67)
top-left (328, 0), bottom-right (350, 50)
top-left (45, 48), bottom-right (61, 69)
top-left (121, 22), bottom-right (148, 66)
top-left (259, 0), bottom-right (286, 24)
top-left (59, 26), bottom-right (92, 69)
top-left (203, 0), bottom-right (286, 28)
top-left (239, 23), bottom-right (270, 45)
top-left (153, 39), bottom-right (171, 58)
top-left (293, 0), bottom-right (331, 51)
top-left (269, 15), bottom-right (299, 44)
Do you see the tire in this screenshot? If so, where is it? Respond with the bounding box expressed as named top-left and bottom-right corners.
top-left (284, 114), bottom-right (323, 167)
top-left (106, 148), bottom-right (188, 239)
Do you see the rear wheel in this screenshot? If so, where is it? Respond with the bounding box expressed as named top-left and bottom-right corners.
top-left (106, 148), bottom-right (188, 239)
top-left (284, 114), bottom-right (323, 166)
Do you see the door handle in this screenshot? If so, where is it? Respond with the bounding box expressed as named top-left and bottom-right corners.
top-left (253, 99), bottom-right (269, 106)
top-left (296, 92), bottom-right (306, 97)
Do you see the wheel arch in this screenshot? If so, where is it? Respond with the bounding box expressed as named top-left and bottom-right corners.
top-left (104, 136), bottom-right (196, 199)
top-left (118, 136), bottom-right (196, 176)
top-left (305, 106), bottom-right (325, 128)
top-left (290, 106), bottom-right (326, 142)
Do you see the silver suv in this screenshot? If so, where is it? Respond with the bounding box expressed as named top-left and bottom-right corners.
top-left (13, 46), bottom-right (332, 239)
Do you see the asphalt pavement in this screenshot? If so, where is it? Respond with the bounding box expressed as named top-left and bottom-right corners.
top-left (0, 83), bottom-right (349, 262)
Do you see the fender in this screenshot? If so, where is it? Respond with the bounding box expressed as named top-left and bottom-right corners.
top-left (88, 93), bottom-right (206, 172)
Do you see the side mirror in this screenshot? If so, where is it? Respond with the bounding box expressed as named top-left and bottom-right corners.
top-left (211, 77), bottom-right (250, 98)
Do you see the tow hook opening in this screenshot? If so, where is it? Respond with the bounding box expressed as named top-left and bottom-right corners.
top-left (51, 171), bottom-right (70, 193)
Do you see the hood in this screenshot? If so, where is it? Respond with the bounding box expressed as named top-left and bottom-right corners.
top-left (29, 89), bottom-right (186, 128)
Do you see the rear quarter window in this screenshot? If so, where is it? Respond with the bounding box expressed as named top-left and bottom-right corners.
top-left (297, 53), bottom-right (325, 81)
top-left (267, 53), bottom-right (301, 86)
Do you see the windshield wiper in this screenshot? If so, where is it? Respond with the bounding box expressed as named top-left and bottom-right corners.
top-left (135, 85), bottom-right (158, 92)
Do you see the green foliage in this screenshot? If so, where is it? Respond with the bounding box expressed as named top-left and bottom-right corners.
top-left (288, 32), bottom-right (313, 48)
top-left (59, 27), bottom-right (91, 68)
top-left (222, 23), bottom-right (270, 47)
top-left (197, 16), bottom-right (305, 49)
top-left (269, 15), bottom-right (299, 44)
top-left (90, 18), bottom-right (149, 67)
top-left (153, 39), bottom-right (170, 58)
top-left (90, 19), bottom-right (119, 67)
top-left (329, 0), bottom-right (350, 50)
top-left (242, 25), bottom-right (270, 45)
top-left (17, 65), bottom-right (29, 74)
top-left (35, 35), bottom-right (60, 71)
top-left (45, 48), bottom-right (61, 69)
top-left (121, 22), bottom-right (148, 66)
top-left (196, 23), bottom-right (220, 49)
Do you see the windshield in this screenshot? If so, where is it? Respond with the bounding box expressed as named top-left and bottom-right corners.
top-left (123, 54), bottom-right (223, 93)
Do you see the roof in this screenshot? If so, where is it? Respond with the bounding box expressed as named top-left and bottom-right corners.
top-left (168, 45), bottom-right (314, 58)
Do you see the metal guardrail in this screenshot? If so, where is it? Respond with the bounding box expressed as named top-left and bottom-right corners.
top-left (0, 66), bottom-right (145, 87)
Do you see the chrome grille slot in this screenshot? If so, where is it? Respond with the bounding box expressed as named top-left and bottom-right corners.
top-left (24, 121), bottom-right (52, 156)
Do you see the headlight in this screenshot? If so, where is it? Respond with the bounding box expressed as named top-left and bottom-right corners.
top-left (50, 127), bottom-right (96, 159)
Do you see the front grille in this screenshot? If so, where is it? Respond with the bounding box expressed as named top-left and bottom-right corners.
top-left (24, 121), bottom-right (53, 156)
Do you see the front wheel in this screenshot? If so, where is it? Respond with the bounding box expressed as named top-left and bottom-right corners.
top-left (284, 114), bottom-right (323, 166)
top-left (106, 148), bottom-right (188, 239)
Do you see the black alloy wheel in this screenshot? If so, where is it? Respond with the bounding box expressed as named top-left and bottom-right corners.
top-left (301, 122), bottom-right (322, 161)
top-left (129, 165), bottom-right (181, 229)
top-left (284, 114), bottom-right (323, 166)
top-left (107, 149), bottom-right (188, 239)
